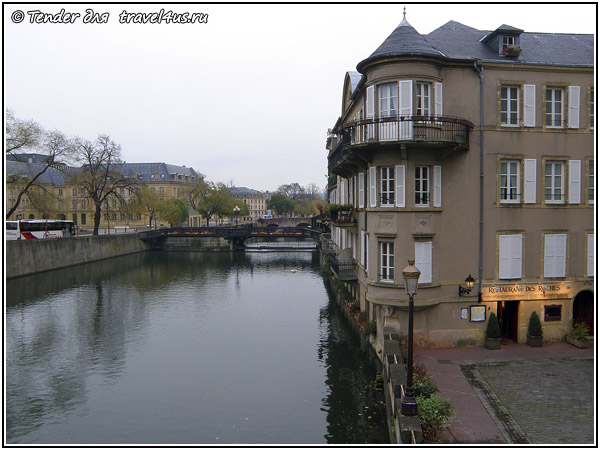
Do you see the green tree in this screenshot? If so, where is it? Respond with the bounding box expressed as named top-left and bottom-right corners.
top-left (186, 180), bottom-right (231, 226)
top-left (268, 193), bottom-right (295, 216)
top-left (294, 198), bottom-right (320, 216)
top-left (131, 186), bottom-right (164, 227)
top-left (160, 198), bottom-right (189, 226)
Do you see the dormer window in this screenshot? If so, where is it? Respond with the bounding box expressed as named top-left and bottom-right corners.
top-left (502, 36), bottom-right (515, 51)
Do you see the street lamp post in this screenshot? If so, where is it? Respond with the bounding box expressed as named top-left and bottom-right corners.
top-left (233, 206), bottom-right (240, 227)
top-left (401, 258), bottom-right (421, 416)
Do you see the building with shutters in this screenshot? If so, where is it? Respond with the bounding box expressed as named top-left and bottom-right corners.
top-left (6, 155), bottom-right (201, 230)
top-left (228, 186), bottom-right (270, 222)
top-left (326, 13), bottom-right (594, 350)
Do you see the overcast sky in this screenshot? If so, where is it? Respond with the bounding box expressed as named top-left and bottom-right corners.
top-left (4, 2), bottom-right (596, 191)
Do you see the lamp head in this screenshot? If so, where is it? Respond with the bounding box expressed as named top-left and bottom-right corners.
top-left (402, 258), bottom-right (421, 296)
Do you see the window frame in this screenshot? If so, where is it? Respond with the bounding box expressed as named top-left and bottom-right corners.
top-left (415, 166), bottom-right (430, 206)
top-left (544, 160), bottom-right (565, 204)
top-left (590, 87), bottom-right (595, 130)
top-left (379, 240), bottom-right (394, 283)
top-left (587, 159), bottom-right (594, 204)
top-left (415, 82), bottom-right (431, 116)
top-left (380, 166), bottom-right (395, 206)
top-left (500, 85), bottom-right (520, 126)
top-left (499, 159), bottom-right (521, 203)
top-left (545, 87), bottom-right (564, 128)
top-left (379, 82), bottom-right (398, 118)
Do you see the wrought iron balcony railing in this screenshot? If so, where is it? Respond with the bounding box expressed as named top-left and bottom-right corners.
top-left (328, 115), bottom-right (473, 173)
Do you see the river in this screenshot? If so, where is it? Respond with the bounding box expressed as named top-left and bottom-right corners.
top-left (6, 250), bottom-right (388, 444)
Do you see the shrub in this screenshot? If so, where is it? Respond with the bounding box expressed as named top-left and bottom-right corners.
top-left (413, 372), bottom-right (439, 399)
top-left (417, 394), bottom-right (455, 442)
top-left (570, 323), bottom-right (589, 341)
top-left (360, 320), bottom-right (376, 336)
top-left (527, 311), bottom-right (542, 337)
top-left (486, 312), bottom-right (501, 339)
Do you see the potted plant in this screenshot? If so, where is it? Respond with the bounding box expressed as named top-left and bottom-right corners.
top-left (503, 45), bottom-right (523, 57)
top-left (526, 311), bottom-right (543, 347)
top-left (566, 323), bottom-right (589, 349)
top-left (485, 312), bottom-right (502, 350)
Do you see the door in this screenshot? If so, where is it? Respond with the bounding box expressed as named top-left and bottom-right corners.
top-left (573, 290), bottom-right (594, 335)
top-left (499, 300), bottom-right (520, 342)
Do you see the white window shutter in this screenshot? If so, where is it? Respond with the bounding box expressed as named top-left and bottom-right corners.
top-left (340, 179), bottom-right (345, 205)
top-left (568, 86), bottom-right (580, 129)
top-left (358, 172), bottom-right (365, 208)
top-left (415, 241), bottom-right (432, 284)
top-left (499, 235), bottom-right (522, 279)
top-left (568, 160), bottom-right (581, 204)
top-left (523, 84), bottom-right (536, 127)
top-left (365, 233), bottom-right (369, 274)
top-left (511, 235), bottom-right (523, 279)
top-left (399, 80), bottom-right (413, 139)
top-left (523, 159), bottom-right (537, 204)
top-left (366, 85), bottom-right (375, 139)
top-left (366, 85), bottom-right (374, 118)
top-left (353, 176), bottom-right (357, 207)
top-left (434, 82), bottom-right (443, 117)
top-left (433, 165), bottom-right (442, 207)
top-left (588, 234), bottom-right (595, 277)
top-left (395, 165), bottom-right (405, 207)
top-left (369, 166), bottom-right (377, 207)
top-left (360, 231), bottom-right (365, 266)
top-left (544, 235), bottom-right (555, 278)
top-left (556, 234), bottom-right (566, 277)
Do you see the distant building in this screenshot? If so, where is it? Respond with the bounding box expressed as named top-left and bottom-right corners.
top-left (326, 14), bottom-right (594, 350)
top-left (229, 186), bottom-right (270, 221)
top-left (6, 154), bottom-right (200, 229)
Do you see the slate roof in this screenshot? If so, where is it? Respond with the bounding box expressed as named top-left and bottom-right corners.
top-left (118, 163), bottom-right (199, 181)
top-left (6, 160), bottom-right (69, 186)
top-left (356, 18), bottom-right (594, 72)
top-left (6, 158), bottom-right (200, 185)
top-left (229, 186), bottom-right (266, 198)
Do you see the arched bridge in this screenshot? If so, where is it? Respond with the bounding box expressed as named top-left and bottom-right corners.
top-left (139, 226), bottom-right (322, 250)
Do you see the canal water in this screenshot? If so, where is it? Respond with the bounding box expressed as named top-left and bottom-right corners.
top-left (6, 251), bottom-right (388, 444)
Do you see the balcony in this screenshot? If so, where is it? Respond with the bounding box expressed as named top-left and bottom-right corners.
top-left (328, 115), bottom-right (473, 176)
top-left (329, 253), bottom-right (357, 281)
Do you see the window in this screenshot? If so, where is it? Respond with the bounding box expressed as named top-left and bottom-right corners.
top-left (588, 160), bottom-right (594, 204)
top-left (501, 86), bottom-right (519, 126)
top-left (380, 167), bottom-right (395, 206)
top-left (587, 233), bottom-right (594, 277)
top-left (416, 82), bottom-right (431, 116)
top-left (379, 83), bottom-right (398, 118)
top-left (499, 234), bottom-right (522, 279)
top-left (545, 87), bottom-right (564, 128)
top-left (545, 161), bottom-right (564, 204)
top-left (58, 189), bottom-right (63, 196)
top-left (361, 231), bottom-right (369, 275)
top-left (415, 241), bottom-right (432, 284)
top-left (415, 166), bottom-right (429, 206)
top-left (500, 160), bottom-right (520, 203)
top-left (544, 234), bottom-right (567, 278)
top-left (72, 188), bottom-right (78, 196)
top-left (544, 305), bottom-right (562, 322)
top-left (590, 88), bottom-right (595, 130)
top-left (72, 214), bottom-right (77, 225)
top-left (159, 187), bottom-right (165, 194)
top-left (81, 213), bottom-right (86, 225)
top-left (502, 35), bottom-right (515, 53)
top-left (380, 241), bottom-right (394, 282)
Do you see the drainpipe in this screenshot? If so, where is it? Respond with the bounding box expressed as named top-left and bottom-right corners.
top-left (473, 61), bottom-right (484, 302)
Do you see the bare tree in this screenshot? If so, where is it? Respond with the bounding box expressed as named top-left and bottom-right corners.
top-left (5, 109), bottom-right (43, 153)
top-left (71, 135), bottom-right (132, 235)
top-left (6, 128), bottom-right (73, 219)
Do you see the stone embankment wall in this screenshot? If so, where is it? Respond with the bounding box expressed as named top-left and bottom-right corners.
top-left (6, 234), bottom-right (149, 279)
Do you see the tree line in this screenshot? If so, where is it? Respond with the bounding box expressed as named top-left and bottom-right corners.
top-left (6, 111), bottom-right (251, 234)
top-left (6, 111), bottom-right (326, 233)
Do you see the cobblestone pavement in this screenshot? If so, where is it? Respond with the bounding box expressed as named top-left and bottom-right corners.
top-left (463, 357), bottom-right (594, 444)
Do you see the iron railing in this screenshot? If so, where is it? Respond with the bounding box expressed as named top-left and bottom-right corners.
top-left (328, 115), bottom-right (473, 173)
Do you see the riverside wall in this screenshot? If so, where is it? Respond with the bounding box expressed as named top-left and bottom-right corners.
top-left (6, 234), bottom-right (149, 279)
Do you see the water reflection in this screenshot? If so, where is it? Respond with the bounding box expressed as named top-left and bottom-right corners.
top-left (6, 251), bottom-right (387, 444)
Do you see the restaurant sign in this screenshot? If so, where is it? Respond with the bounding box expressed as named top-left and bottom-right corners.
top-left (481, 282), bottom-right (573, 301)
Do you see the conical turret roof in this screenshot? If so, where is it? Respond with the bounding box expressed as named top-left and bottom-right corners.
top-left (356, 13), bottom-right (444, 73)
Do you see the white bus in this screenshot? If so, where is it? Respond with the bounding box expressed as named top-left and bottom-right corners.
top-left (6, 220), bottom-right (75, 240)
